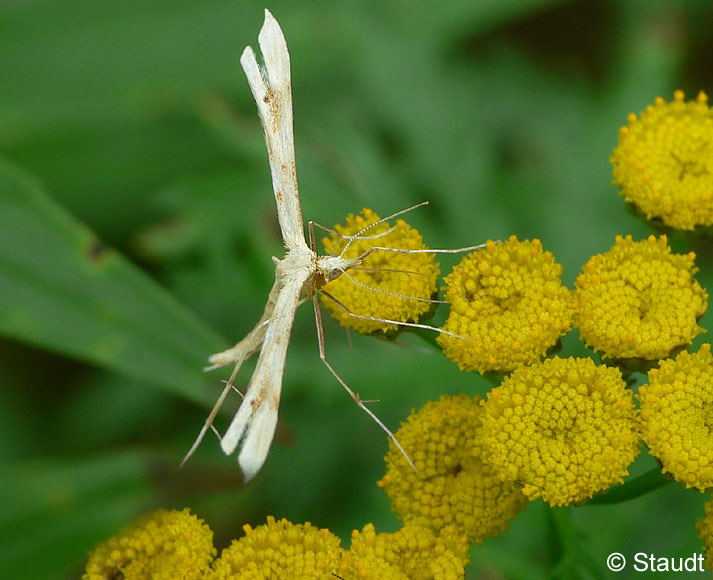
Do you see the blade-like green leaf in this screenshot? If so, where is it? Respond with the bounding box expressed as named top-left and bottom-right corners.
top-left (0, 159), bottom-right (225, 404)
top-left (0, 451), bottom-right (161, 580)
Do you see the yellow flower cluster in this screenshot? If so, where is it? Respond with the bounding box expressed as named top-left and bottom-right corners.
top-left (84, 510), bottom-right (469, 580)
top-left (338, 523), bottom-right (469, 580)
top-left (378, 394), bottom-right (527, 544)
top-left (321, 208), bottom-right (439, 333)
top-left (639, 344), bottom-right (713, 491)
top-left (83, 82), bottom-right (713, 578)
top-left (82, 508), bottom-right (216, 580)
top-left (479, 357), bottom-right (640, 507)
top-left (213, 516), bottom-right (342, 579)
top-left (574, 235), bottom-right (707, 361)
top-left (611, 90), bottom-right (713, 230)
top-left (437, 236), bottom-right (573, 373)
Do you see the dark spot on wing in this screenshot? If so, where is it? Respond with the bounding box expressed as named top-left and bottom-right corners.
top-left (250, 390), bottom-right (265, 412)
top-left (264, 87), bottom-right (276, 107)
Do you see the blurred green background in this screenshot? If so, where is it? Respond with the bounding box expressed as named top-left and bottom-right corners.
top-left (2, 1), bottom-right (713, 578)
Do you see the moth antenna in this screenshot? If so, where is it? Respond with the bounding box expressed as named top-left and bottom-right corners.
top-left (345, 225), bottom-right (398, 241)
top-left (341, 270), bottom-right (446, 304)
top-left (349, 266), bottom-right (428, 277)
top-left (339, 201), bottom-right (430, 258)
top-left (311, 220), bottom-right (398, 242)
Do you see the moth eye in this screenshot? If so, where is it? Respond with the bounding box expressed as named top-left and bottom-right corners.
top-left (327, 269), bottom-right (342, 282)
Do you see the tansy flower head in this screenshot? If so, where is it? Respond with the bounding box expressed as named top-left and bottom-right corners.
top-left (611, 90), bottom-right (713, 230)
top-left (337, 522), bottom-right (470, 580)
top-left (82, 508), bottom-right (215, 580)
top-left (437, 236), bottom-right (573, 373)
top-left (212, 516), bottom-right (343, 579)
top-left (378, 394), bottom-right (527, 545)
top-left (639, 344), bottom-right (713, 491)
top-left (479, 357), bottom-right (640, 507)
top-left (320, 208), bottom-right (439, 333)
top-left (574, 234), bottom-right (707, 362)
top-left (696, 497), bottom-right (713, 571)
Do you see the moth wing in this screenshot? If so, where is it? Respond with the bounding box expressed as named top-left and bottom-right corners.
top-left (241, 10), bottom-right (307, 251)
top-left (207, 271), bottom-right (282, 368)
top-left (220, 272), bottom-right (305, 481)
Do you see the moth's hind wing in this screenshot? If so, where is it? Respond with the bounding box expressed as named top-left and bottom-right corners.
top-left (221, 274), bottom-right (304, 481)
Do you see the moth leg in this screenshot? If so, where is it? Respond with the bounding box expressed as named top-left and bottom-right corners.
top-left (185, 272), bottom-right (284, 465)
top-left (311, 295), bottom-right (416, 472)
top-left (181, 329), bottom-right (261, 467)
top-left (321, 288), bottom-right (470, 341)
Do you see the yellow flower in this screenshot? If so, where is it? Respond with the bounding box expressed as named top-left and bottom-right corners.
top-left (337, 522), bottom-right (470, 580)
top-left (82, 511), bottom-right (469, 580)
top-left (479, 357), bottom-right (640, 507)
top-left (378, 394), bottom-right (527, 545)
top-left (611, 90), bottom-right (713, 230)
top-left (639, 344), bottom-right (713, 491)
top-left (574, 235), bottom-right (707, 362)
top-left (212, 516), bottom-right (343, 579)
top-left (320, 208), bottom-right (439, 333)
top-left (82, 508), bottom-right (216, 580)
top-left (696, 497), bottom-right (713, 571)
top-left (437, 236), bottom-right (573, 373)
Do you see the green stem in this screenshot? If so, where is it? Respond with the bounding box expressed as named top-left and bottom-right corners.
top-left (587, 468), bottom-right (673, 504)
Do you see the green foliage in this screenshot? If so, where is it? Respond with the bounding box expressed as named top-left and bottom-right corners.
top-left (1, 1), bottom-right (712, 578)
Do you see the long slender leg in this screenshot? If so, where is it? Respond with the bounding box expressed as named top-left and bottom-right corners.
top-left (310, 213), bottom-right (415, 468)
top-left (354, 242), bottom-right (489, 264)
top-left (311, 294), bottom-right (416, 471)
top-left (180, 327), bottom-right (263, 467)
top-left (186, 272), bottom-right (284, 465)
top-left (321, 288), bottom-right (470, 341)
top-left (308, 220), bottom-right (318, 252)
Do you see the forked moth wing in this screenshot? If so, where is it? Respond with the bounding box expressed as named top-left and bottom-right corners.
top-left (221, 271), bottom-right (307, 481)
top-left (241, 10), bottom-right (307, 250)
top-left (207, 272), bottom-right (281, 368)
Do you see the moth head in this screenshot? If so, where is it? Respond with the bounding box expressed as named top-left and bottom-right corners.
top-left (317, 255), bottom-right (360, 285)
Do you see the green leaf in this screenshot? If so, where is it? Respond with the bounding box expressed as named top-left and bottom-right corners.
top-left (0, 451), bottom-right (160, 580)
top-left (0, 159), bottom-right (225, 404)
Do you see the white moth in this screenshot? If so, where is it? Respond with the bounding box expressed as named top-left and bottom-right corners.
top-left (181, 10), bottom-right (392, 481)
top-left (183, 9), bottom-right (479, 481)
